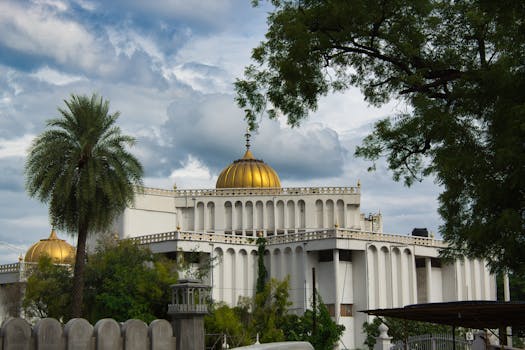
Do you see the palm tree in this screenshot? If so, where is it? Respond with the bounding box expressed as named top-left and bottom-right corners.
top-left (25, 94), bottom-right (143, 318)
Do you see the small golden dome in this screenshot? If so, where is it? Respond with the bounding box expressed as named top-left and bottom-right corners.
top-left (24, 229), bottom-right (76, 264)
top-left (216, 149), bottom-right (281, 189)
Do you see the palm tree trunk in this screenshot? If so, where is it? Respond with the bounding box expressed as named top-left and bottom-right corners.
top-left (71, 223), bottom-right (88, 318)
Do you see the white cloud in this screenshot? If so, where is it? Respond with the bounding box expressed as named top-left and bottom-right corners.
top-left (0, 134), bottom-right (35, 158)
top-left (108, 0), bottom-right (240, 28)
top-left (73, 0), bottom-right (97, 11)
top-left (173, 33), bottom-right (263, 85)
top-left (31, 66), bottom-right (87, 85)
top-left (106, 27), bottom-right (164, 62)
top-left (32, 0), bottom-right (69, 12)
top-left (0, 2), bottom-right (101, 70)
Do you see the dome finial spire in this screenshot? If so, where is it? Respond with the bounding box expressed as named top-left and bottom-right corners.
top-left (244, 128), bottom-right (251, 150)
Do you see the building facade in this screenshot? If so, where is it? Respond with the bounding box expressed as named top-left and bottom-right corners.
top-left (113, 146), bottom-right (497, 349)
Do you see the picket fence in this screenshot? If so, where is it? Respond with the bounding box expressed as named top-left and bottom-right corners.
top-left (0, 317), bottom-right (176, 350)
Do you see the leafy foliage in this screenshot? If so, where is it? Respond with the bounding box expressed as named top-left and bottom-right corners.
top-left (83, 238), bottom-right (177, 323)
top-left (205, 278), bottom-right (344, 349)
top-left (25, 93), bottom-right (143, 316)
top-left (252, 277), bottom-right (292, 343)
top-left (22, 239), bottom-right (177, 323)
top-left (256, 237), bottom-right (268, 294)
top-left (236, 0), bottom-right (525, 277)
top-left (205, 303), bottom-right (252, 348)
top-left (23, 256), bottom-right (72, 320)
top-left (283, 292), bottom-right (345, 350)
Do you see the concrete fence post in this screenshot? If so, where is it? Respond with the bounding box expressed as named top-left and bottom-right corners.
top-left (94, 319), bottom-right (121, 350)
top-left (64, 318), bottom-right (94, 350)
top-left (34, 318), bottom-right (65, 350)
top-left (1, 317), bottom-right (31, 350)
top-left (374, 323), bottom-right (393, 350)
top-left (149, 319), bottom-right (176, 350)
top-left (0, 317), bottom-right (179, 350)
top-left (122, 319), bottom-right (148, 350)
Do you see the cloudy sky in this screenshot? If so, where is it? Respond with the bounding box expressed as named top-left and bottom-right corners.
top-left (0, 0), bottom-right (442, 264)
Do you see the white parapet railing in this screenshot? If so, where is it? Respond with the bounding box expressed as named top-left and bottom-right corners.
top-left (128, 228), bottom-right (445, 248)
top-left (167, 304), bottom-right (208, 314)
top-left (0, 262), bottom-right (21, 273)
top-left (0, 262), bottom-right (40, 282)
top-left (138, 185), bottom-right (360, 197)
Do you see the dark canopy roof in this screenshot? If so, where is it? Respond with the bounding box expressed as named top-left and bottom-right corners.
top-left (362, 301), bottom-right (525, 329)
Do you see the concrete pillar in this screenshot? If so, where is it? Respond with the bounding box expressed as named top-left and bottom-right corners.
top-left (504, 273), bottom-right (512, 347)
top-left (333, 249), bottom-right (341, 323)
top-left (425, 257), bottom-right (432, 302)
top-left (374, 323), bottom-right (392, 350)
top-left (303, 246), bottom-right (309, 310)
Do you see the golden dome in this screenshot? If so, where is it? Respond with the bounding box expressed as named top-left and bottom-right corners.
top-left (24, 229), bottom-right (76, 264)
top-left (216, 149), bottom-right (281, 188)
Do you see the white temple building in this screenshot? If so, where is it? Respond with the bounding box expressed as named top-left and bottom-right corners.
top-left (0, 137), bottom-right (497, 348)
top-left (112, 139), bottom-right (497, 349)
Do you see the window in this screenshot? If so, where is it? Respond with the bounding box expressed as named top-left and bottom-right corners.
top-left (340, 304), bottom-right (353, 317)
top-left (340, 250), bottom-right (352, 262)
top-left (325, 304), bottom-right (335, 316)
top-left (318, 250), bottom-right (333, 262)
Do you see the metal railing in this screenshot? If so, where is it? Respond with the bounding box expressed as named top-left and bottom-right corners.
top-left (392, 334), bottom-right (472, 350)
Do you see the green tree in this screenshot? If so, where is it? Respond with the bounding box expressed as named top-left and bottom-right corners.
top-left (25, 94), bottom-right (144, 317)
top-left (83, 238), bottom-right (177, 323)
top-left (22, 255), bottom-right (72, 320)
top-left (283, 293), bottom-right (345, 350)
top-left (252, 277), bottom-right (292, 343)
top-left (236, 1), bottom-right (525, 277)
top-left (205, 303), bottom-right (252, 348)
top-left (256, 237), bottom-right (268, 294)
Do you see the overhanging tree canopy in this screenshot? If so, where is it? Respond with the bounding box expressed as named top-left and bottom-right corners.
top-left (235, 0), bottom-right (525, 277)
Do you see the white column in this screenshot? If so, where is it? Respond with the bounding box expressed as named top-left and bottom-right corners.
top-left (455, 260), bottom-right (463, 300)
top-left (425, 257), bottom-right (432, 302)
top-left (464, 259), bottom-right (472, 299)
top-left (192, 199), bottom-right (196, 231)
top-left (378, 250), bottom-right (386, 307)
top-left (411, 253), bottom-right (417, 304)
top-left (262, 203), bottom-right (266, 235)
top-left (323, 200), bottom-right (328, 229)
top-left (273, 199), bottom-right (277, 233)
top-left (390, 249), bottom-right (398, 307)
top-left (283, 202), bottom-right (288, 234)
top-left (241, 201), bottom-right (246, 235)
top-left (204, 202), bottom-right (209, 232)
top-left (400, 252), bottom-right (408, 305)
top-left (333, 249), bottom-right (341, 322)
top-left (303, 246), bottom-right (309, 311)
top-left (504, 273), bottom-right (513, 347)
top-left (294, 201), bottom-right (300, 233)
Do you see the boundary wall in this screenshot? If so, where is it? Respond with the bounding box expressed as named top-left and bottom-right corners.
top-left (0, 317), bottom-right (175, 350)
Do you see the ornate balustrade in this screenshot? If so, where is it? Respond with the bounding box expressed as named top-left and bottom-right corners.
top-left (0, 262), bottom-right (21, 273)
top-left (129, 228), bottom-right (445, 248)
top-left (138, 185), bottom-right (360, 197)
top-left (168, 304), bottom-right (208, 314)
